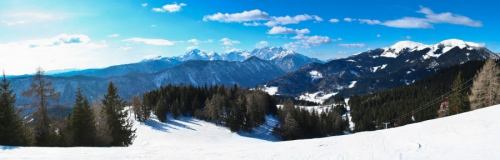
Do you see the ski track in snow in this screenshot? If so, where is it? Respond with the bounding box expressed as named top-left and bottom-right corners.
top-left (2, 105), bottom-right (500, 159)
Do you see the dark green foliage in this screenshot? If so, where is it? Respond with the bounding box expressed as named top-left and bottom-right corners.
top-left (448, 71), bottom-right (469, 115)
top-left (102, 82), bottom-right (136, 146)
top-left (142, 84), bottom-right (278, 133)
top-left (0, 73), bottom-right (32, 146)
top-left (276, 99), bottom-right (346, 140)
top-left (349, 60), bottom-right (485, 132)
top-left (70, 87), bottom-right (97, 146)
top-left (155, 96), bottom-right (168, 122)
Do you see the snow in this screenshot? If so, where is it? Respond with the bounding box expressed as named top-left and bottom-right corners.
top-left (262, 85), bottom-right (278, 95)
top-left (381, 64), bottom-right (388, 69)
top-left (3, 105), bottom-right (500, 159)
top-left (381, 39), bottom-right (484, 59)
top-left (309, 70), bottom-right (323, 80)
top-left (297, 91), bottom-right (338, 104)
top-left (348, 81), bottom-right (357, 88)
top-left (381, 41), bottom-right (429, 58)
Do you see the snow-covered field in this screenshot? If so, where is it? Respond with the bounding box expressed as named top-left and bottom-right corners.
top-left (2, 105), bottom-right (500, 159)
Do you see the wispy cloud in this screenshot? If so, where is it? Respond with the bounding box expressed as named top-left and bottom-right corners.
top-left (203, 9), bottom-right (270, 22)
top-left (1, 12), bottom-right (65, 26)
top-left (141, 3), bottom-right (148, 7)
top-left (152, 3), bottom-right (187, 13)
top-left (186, 46), bottom-right (199, 51)
top-left (284, 34), bottom-right (337, 50)
top-left (220, 38), bottom-right (240, 46)
top-left (338, 43), bottom-right (367, 48)
top-left (255, 41), bottom-right (268, 48)
top-left (267, 26), bottom-right (310, 35)
top-left (354, 6), bottom-right (482, 29)
top-left (329, 19), bottom-right (339, 23)
top-left (123, 38), bottom-right (175, 46)
top-left (265, 14), bottom-right (323, 27)
top-left (107, 34), bottom-right (119, 38)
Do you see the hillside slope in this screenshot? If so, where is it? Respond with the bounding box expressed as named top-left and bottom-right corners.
top-left (2, 105), bottom-right (499, 159)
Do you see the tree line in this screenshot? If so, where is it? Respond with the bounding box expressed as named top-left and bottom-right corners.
top-left (0, 68), bottom-right (135, 146)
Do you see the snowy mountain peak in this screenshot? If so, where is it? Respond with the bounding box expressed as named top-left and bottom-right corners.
top-left (390, 41), bottom-right (427, 50)
top-left (437, 39), bottom-right (484, 48)
top-left (381, 41), bottom-right (429, 58)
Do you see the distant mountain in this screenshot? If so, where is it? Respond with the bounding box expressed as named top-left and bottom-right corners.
top-left (173, 49), bottom-right (223, 61)
top-left (265, 39), bottom-right (500, 98)
top-left (9, 57), bottom-right (285, 104)
top-left (222, 47), bottom-right (323, 72)
top-left (52, 57), bottom-right (183, 78)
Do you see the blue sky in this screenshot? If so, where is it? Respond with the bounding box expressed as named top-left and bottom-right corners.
top-left (0, 0), bottom-right (498, 75)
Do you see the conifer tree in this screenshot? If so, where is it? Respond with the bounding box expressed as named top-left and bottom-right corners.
top-left (22, 67), bottom-right (60, 146)
top-left (469, 59), bottom-right (500, 110)
top-left (448, 71), bottom-right (469, 115)
top-left (70, 86), bottom-right (96, 146)
top-left (155, 96), bottom-right (168, 122)
top-left (281, 113), bottom-right (299, 140)
top-left (102, 82), bottom-right (136, 146)
top-left (172, 99), bottom-right (180, 119)
top-left (0, 72), bottom-right (32, 146)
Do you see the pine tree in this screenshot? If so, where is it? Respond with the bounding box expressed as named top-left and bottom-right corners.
top-left (172, 99), bottom-right (180, 119)
top-left (281, 113), bottom-right (300, 140)
top-left (70, 86), bottom-right (97, 146)
top-left (0, 72), bottom-right (32, 146)
top-left (102, 82), bottom-right (136, 146)
top-left (448, 71), bottom-right (469, 115)
top-left (469, 59), bottom-right (500, 110)
top-left (22, 67), bottom-right (60, 146)
top-left (155, 96), bottom-right (168, 122)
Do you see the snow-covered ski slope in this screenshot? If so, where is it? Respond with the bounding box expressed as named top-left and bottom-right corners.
top-left (2, 105), bottom-right (500, 159)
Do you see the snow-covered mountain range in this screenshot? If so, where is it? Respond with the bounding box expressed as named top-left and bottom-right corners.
top-left (172, 47), bottom-right (322, 72)
top-left (266, 39), bottom-right (499, 98)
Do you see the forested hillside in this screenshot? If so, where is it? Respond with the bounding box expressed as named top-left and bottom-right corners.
top-left (349, 60), bottom-right (488, 132)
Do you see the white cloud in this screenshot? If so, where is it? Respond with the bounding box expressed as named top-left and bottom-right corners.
top-left (187, 39), bottom-right (200, 45)
top-left (356, 6), bottom-right (482, 29)
top-left (203, 9), bottom-right (270, 23)
top-left (1, 20), bottom-right (28, 26)
top-left (358, 19), bottom-right (382, 25)
top-left (382, 17), bottom-right (433, 29)
top-left (186, 46), bottom-right (199, 51)
top-left (329, 19), bottom-right (339, 23)
top-left (152, 3), bottom-right (187, 13)
top-left (107, 34), bottom-right (119, 38)
top-left (265, 14), bottom-right (323, 27)
top-left (123, 38), bottom-right (175, 46)
top-left (1, 12), bottom-right (64, 26)
top-left (187, 39), bottom-right (213, 45)
top-left (151, 24), bottom-right (156, 27)
top-left (283, 42), bottom-right (300, 51)
top-left (406, 36), bottom-right (412, 39)
top-left (417, 6), bottom-right (482, 27)
top-left (286, 35), bottom-right (334, 49)
top-left (220, 38), bottom-right (240, 46)
top-left (377, 34), bottom-right (381, 38)
top-left (142, 3), bottom-right (148, 7)
top-left (243, 22), bottom-right (262, 26)
top-left (267, 26), bottom-right (310, 35)
top-left (225, 48), bottom-right (242, 53)
top-left (344, 17), bottom-right (355, 22)
top-left (255, 41), bottom-right (268, 48)
top-left (338, 43), bottom-right (367, 48)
